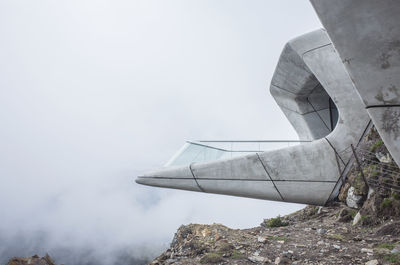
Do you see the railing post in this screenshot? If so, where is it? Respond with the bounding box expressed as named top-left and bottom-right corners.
top-left (351, 144), bottom-right (370, 189)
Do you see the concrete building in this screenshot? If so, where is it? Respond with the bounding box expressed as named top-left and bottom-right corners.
top-left (136, 2), bottom-right (400, 205)
top-left (136, 29), bottom-right (371, 205)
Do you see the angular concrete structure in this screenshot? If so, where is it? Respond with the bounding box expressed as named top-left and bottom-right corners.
top-left (136, 29), bottom-right (371, 205)
top-left (310, 0), bottom-right (400, 166)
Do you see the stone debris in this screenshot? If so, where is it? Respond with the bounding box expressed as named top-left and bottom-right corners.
top-left (6, 254), bottom-right (57, 265)
top-left (365, 259), bottom-right (379, 265)
top-left (149, 203), bottom-right (400, 265)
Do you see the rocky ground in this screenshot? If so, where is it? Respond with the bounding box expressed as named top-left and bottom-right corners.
top-left (150, 204), bottom-right (400, 265)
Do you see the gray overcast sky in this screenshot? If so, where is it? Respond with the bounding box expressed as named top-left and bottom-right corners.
top-left (0, 0), bottom-right (321, 264)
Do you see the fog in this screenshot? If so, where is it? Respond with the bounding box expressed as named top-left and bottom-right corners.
top-left (0, 1), bottom-right (321, 264)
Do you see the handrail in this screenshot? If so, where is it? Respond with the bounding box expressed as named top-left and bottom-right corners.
top-left (198, 140), bottom-right (311, 143)
top-left (185, 141), bottom-right (228, 152)
top-left (187, 140), bottom-right (307, 153)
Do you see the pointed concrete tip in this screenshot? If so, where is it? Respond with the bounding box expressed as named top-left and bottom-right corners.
top-left (135, 176), bottom-right (154, 186)
top-left (135, 176), bottom-right (148, 185)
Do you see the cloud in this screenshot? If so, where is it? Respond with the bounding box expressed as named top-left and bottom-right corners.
top-left (0, 0), bottom-right (320, 264)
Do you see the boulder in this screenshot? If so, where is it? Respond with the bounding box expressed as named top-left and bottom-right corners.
top-left (365, 260), bottom-right (379, 265)
top-left (347, 187), bottom-right (364, 208)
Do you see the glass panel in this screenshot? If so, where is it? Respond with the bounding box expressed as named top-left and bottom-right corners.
top-left (165, 140), bottom-right (309, 167)
top-left (165, 142), bottom-right (226, 167)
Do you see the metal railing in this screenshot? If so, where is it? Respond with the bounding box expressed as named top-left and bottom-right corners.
top-left (353, 147), bottom-right (400, 194)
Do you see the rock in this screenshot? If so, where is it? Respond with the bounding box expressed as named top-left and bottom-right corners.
top-left (367, 188), bottom-right (374, 199)
top-left (248, 255), bottom-right (266, 263)
top-left (361, 248), bottom-right (373, 254)
top-left (339, 183), bottom-right (351, 202)
top-left (376, 152), bottom-right (392, 163)
top-left (317, 228), bottom-right (327, 234)
top-left (333, 244), bottom-right (341, 249)
top-left (347, 187), bottom-right (364, 208)
top-left (365, 259), bottom-right (379, 265)
top-left (353, 212), bottom-right (362, 225)
top-left (274, 254), bottom-right (290, 264)
top-left (274, 256), bottom-right (291, 265)
top-left (257, 236), bottom-right (267, 243)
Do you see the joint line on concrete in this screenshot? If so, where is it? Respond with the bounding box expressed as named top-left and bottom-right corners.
top-left (366, 104), bottom-right (400, 109)
top-left (189, 163), bottom-right (205, 192)
top-left (256, 153), bottom-right (285, 201)
top-left (324, 138), bottom-right (345, 165)
top-left (301, 42), bottom-right (332, 58)
top-left (141, 176), bottom-right (337, 183)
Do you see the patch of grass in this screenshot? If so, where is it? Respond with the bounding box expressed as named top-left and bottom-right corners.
top-left (382, 198), bottom-right (393, 208)
top-left (308, 206), bottom-right (319, 216)
top-left (352, 174), bottom-right (368, 195)
top-left (361, 215), bottom-right (368, 221)
top-left (327, 233), bottom-right (345, 241)
top-left (384, 253), bottom-right (400, 263)
top-left (187, 240), bottom-right (207, 255)
top-left (268, 236), bottom-right (289, 242)
top-left (364, 165), bottom-right (380, 179)
top-left (392, 192), bottom-right (400, 200)
top-left (370, 139), bottom-right (384, 152)
top-left (349, 209), bottom-right (357, 218)
top-left (265, 216), bottom-right (288, 228)
top-left (377, 242), bottom-right (396, 250)
top-left (216, 242), bottom-right (233, 253)
top-left (230, 250), bottom-right (244, 259)
top-left (200, 253), bottom-right (223, 264)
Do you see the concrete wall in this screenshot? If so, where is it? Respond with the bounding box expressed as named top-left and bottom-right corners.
top-left (310, 0), bottom-right (400, 167)
top-left (271, 30), bottom-right (337, 141)
top-left (136, 29), bottom-right (370, 205)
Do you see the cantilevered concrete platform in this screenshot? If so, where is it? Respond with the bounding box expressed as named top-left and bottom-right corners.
top-left (136, 29), bottom-right (371, 205)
